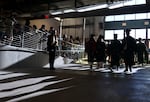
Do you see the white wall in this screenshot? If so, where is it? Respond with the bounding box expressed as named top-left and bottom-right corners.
top-left (0, 45), bottom-right (49, 69)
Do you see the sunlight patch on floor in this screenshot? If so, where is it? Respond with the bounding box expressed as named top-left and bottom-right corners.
top-left (0, 76), bottom-right (56, 91)
top-left (0, 71), bottom-right (73, 101)
top-left (7, 86), bottom-right (73, 102)
top-left (0, 73), bottom-right (29, 80)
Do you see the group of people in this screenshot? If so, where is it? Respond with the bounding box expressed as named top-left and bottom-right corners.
top-left (62, 34), bottom-right (81, 44)
top-left (85, 29), bottom-right (148, 72)
top-left (47, 28), bottom-right (148, 72)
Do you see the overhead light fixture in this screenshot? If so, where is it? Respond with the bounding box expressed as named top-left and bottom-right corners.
top-left (50, 9), bottom-right (76, 15)
top-left (77, 4), bottom-right (108, 12)
top-left (50, 11), bottom-right (63, 15)
top-left (54, 17), bottom-right (61, 21)
top-left (144, 21), bottom-right (149, 26)
top-left (64, 9), bottom-right (76, 13)
top-left (108, 2), bottom-right (124, 9)
top-left (109, 0), bottom-right (146, 9)
top-left (123, 0), bottom-right (135, 6)
top-left (122, 22), bottom-right (127, 26)
top-left (49, 0), bottom-right (146, 15)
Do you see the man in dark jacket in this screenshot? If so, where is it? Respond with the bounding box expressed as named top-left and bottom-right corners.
top-left (47, 29), bottom-right (57, 70)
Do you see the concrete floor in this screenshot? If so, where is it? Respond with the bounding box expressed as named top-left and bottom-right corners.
top-left (0, 65), bottom-right (150, 102)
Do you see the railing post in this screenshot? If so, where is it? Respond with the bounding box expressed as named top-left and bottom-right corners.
top-left (82, 17), bottom-right (86, 58)
top-left (59, 19), bottom-right (63, 56)
top-left (21, 32), bottom-right (24, 48)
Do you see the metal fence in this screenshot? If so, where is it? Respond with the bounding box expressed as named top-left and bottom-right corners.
top-left (0, 30), bottom-right (48, 50)
top-left (0, 30), bottom-right (85, 62)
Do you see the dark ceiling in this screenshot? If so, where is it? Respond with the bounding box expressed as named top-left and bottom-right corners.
top-left (0, 0), bottom-right (106, 15)
top-left (0, 0), bottom-right (150, 19)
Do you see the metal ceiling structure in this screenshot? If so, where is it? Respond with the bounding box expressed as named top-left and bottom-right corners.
top-left (0, 0), bottom-right (150, 19)
top-left (0, 0), bottom-right (112, 12)
top-left (0, 0), bottom-right (107, 14)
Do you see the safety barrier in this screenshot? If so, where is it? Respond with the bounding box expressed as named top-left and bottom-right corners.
top-left (0, 30), bottom-right (48, 50)
top-left (0, 30), bottom-right (85, 63)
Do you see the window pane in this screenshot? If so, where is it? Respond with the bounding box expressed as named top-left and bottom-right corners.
top-left (104, 30), bottom-right (114, 40)
top-left (105, 16), bottom-right (114, 22)
top-left (125, 14), bottom-right (135, 20)
top-left (129, 29), bottom-right (136, 38)
top-left (148, 29), bottom-right (150, 39)
top-left (147, 13), bottom-right (150, 19)
top-left (114, 30), bottom-right (124, 39)
top-left (136, 13), bottom-right (147, 20)
top-left (114, 15), bottom-right (124, 21)
top-left (124, 0), bottom-right (135, 6)
top-left (135, 29), bottom-right (146, 39)
top-left (135, 0), bottom-right (146, 5)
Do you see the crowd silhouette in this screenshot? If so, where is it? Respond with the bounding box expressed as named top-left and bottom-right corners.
top-left (0, 18), bottom-right (149, 72)
top-left (85, 29), bottom-right (149, 72)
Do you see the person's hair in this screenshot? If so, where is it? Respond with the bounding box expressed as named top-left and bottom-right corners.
top-left (25, 20), bottom-right (30, 26)
top-left (125, 29), bottom-right (131, 33)
top-left (114, 34), bottom-right (117, 38)
top-left (138, 38), bottom-right (142, 41)
top-left (98, 35), bottom-right (104, 39)
top-left (50, 27), bottom-right (53, 29)
top-left (41, 25), bottom-right (45, 28)
top-left (90, 34), bottom-right (95, 38)
top-left (33, 25), bottom-right (37, 29)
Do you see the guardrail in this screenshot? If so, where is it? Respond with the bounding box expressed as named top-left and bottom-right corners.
top-left (0, 30), bottom-right (48, 50)
top-left (0, 30), bottom-right (85, 63)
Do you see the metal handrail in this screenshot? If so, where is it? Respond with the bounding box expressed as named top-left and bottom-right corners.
top-left (0, 29), bottom-right (85, 62)
top-left (57, 39), bottom-right (85, 61)
top-left (0, 30), bottom-right (48, 50)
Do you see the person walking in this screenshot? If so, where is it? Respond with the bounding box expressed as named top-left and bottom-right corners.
top-left (109, 34), bottom-right (122, 71)
top-left (136, 38), bottom-right (147, 66)
top-left (96, 35), bottom-right (106, 69)
top-left (85, 34), bottom-right (96, 71)
top-left (122, 29), bottom-right (136, 72)
top-left (47, 29), bottom-right (57, 70)
top-left (49, 27), bottom-right (55, 35)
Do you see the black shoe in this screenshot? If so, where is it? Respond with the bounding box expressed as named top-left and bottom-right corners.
top-left (110, 69), bottom-right (113, 73)
top-left (124, 70), bottom-right (128, 72)
top-left (50, 68), bottom-right (55, 70)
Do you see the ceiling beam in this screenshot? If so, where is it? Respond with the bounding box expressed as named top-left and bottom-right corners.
top-left (56, 4), bottom-right (150, 18)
